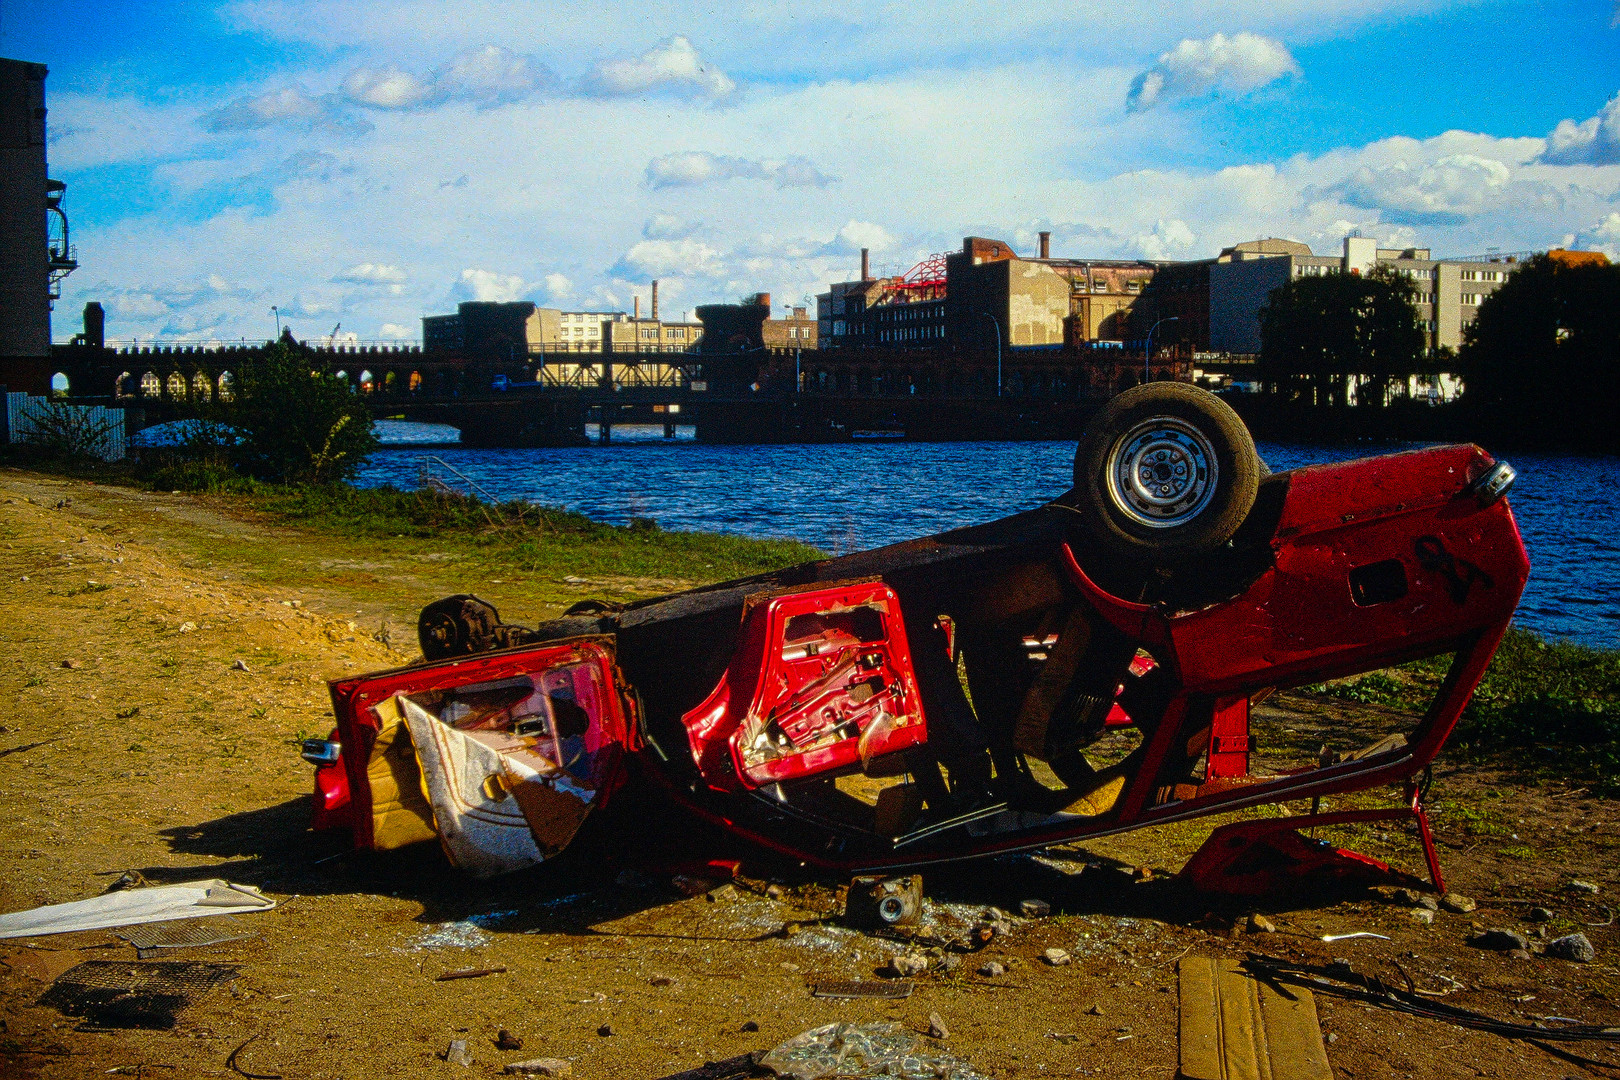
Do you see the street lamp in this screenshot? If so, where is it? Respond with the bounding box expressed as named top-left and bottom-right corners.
top-left (271, 305), bottom-right (281, 338)
top-left (1145, 316), bottom-right (1179, 383)
top-left (979, 312), bottom-right (1002, 397)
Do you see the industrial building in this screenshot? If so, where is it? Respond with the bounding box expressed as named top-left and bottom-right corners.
top-left (420, 280), bottom-right (701, 361)
top-left (1, 57), bottom-right (76, 394)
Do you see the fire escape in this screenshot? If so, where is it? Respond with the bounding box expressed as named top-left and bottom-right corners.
top-left (45, 179), bottom-right (77, 304)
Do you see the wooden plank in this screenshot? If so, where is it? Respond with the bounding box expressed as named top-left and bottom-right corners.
top-left (1178, 957), bottom-right (1332, 1080)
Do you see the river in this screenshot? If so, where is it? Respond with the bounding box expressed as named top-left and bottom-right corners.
top-left (358, 422), bottom-right (1619, 649)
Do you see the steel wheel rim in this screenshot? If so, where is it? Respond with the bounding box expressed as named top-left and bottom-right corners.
top-left (1105, 416), bottom-right (1218, 529)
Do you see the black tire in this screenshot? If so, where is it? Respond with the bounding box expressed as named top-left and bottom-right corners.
top-left (1072, 383), bottom-right (1261, 562)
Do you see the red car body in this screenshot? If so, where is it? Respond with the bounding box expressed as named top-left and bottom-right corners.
top-left (313, 443), bottom-right (1528, 886)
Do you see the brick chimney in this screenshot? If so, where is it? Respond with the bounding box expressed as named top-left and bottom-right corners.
top-left (634, 295), bottom-right (640, 320)
top-left (860, 248), bottom-right (871, 281)
top-left (1039, 231), bottom-right (1051, 259)
top-left (651, 280), bottom-right (659, 321)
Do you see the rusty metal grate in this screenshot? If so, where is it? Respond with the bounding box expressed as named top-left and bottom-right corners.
top-left (117, 916), bottom-right (253, 958)
top-left (38, 960), bottom-right (239, 1029)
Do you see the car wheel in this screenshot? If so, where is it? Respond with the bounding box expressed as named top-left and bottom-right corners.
top-left (1072, 383), bottom-right (1261, 562)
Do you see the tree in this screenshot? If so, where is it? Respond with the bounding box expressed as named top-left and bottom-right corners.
top-left (1259, 266), bottom-right (1427, 407)
top-left (222, 331), bottom-right (378, 483)
top-left (1460, 254), bottom-right (1620, 451)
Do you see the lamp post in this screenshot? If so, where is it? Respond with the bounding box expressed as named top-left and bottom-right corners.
top-left (1145, 316), bottom-right (1179, 384)
top-left (271, 305), bottom-right (281, 338)
top-left (979, 312), bottom-right (1002, 397)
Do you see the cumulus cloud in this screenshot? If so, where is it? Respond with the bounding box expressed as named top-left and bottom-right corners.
top-left (1127, 32), bottom-right (1300, 112)
top-left (455, 268), bottom-right (529, 302)
top-left (644, 151), bottom-right (836, 189)
top-left (1576, 211), bottom-right (1620, 256)
top-left (615, 238), bottom-right (727, 279)
top-left (1539, 92), bottom-right (1620, 166)
top-left (201, 85), bottom-right (366, 134)
top-left (827, 220), bottom-right (898, 254)
top-left (643, 213), bottom-right (700, 240)
top-left (342, 45), bottom-right (554, 111)
top-left (542, 272), bottom-right (573, 298)
top-left (1338, 153), bottom-right (1514, 224)
top-left (1132, 219), bottom-right (1198, 259)
top-left (334, 262), bottom-right (408, 285)
top-left (379, 322), bottom-right (417, 339)
top-left (579, 36), bottom-right (735, 101)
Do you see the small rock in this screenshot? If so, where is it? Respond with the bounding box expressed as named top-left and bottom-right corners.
top-left (1133, 867), bottom-right (1154, 882)
top-left (1247, 914), bottom-right (1276, 934)
top-left (1411, 908), bottom-right (1435, 925)
top-left (1086, 1004), bottom-right (1104, 1017)
top-left (1547, 933), bottom-right (1596, 963)
top-left (596, 1024), bottom-right (614, 1037)
top-left (1042, 948), bottom-right (1071, 966)
top-left (1020, 899), bottom-right (1051, 918)
top-left (740, 1020), bottom-right (759, 1033)
top-left (1507, 947), bottom-right (1532, 960)
top-left (765, 884), bottom-right (785, 900)
top-left (1395, 889), bottom-right (1440, 911)
top-left (1440, 893), bottom-right (1477, 914)
top-left (780, 962), bottom-right (800, 972)
top-left (60, 659), bottom-right (80, 669)
top-left (494, 1029), bottom-right (523, 1051)
top-left (504, 1060), bottom-right (572, 1077)
top-left (177, 621), bottom-right (196, 633)
top-left (1469, 928), bottom-right (1530, 951)
top-left (232, 658), bottom-right (250, 671)
top-left (926, 1012), bottom-right (950, 1039)
top-left (977, 961), bottom-right (1005, 977)
top-left (1567, 880), bottom-right (1601, 895)
top-left (1529, 907), bottom-right (1554, 922)
top-left (887, 953), bottom-right (929, 978)
top-left (1326, 1032), bottom-right (1339, 1045)
top-left (444, 1040), bottom-right (474, 1067)
top-left (648, 974), bottom-right (675, 987)
top-left (706, 883), bottom-right (737, 903)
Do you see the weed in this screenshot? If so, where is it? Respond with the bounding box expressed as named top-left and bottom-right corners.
top-left (50, 582), bottom-right (114, 597)
top-left (24, 675), bottom-right (43, 688)
top-left (116, 706), bottom-right (141, 719)
top-left (1496, 845), bottom-right (1536, 859)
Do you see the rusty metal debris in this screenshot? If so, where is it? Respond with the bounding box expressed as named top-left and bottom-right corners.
top-left (434, 966), bottom-right (507, 982)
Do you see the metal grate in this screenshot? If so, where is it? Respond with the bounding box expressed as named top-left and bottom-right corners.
top-left (39, 960), bottom-right (239, 1029)
top-left (118, 917), bottom-right (253, 958)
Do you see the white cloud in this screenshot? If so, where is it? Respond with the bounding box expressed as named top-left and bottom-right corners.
top-left (379, 322), bottom-right (418, 339)
top-left (643, 213), bottom-right (700, 239)
top-left (644, 151), bottom-right (835, 189)
top-left (201, 85), bottom-right (365, 134)
top-left (455, 268), bottom-right (529, 302)
top-left (1133, 219), bottom-right (1198, 259)
top-left (615, 238), bottom-right (726, 279)
top-left (579, 36), bottom-right (735, 101)
top-left (1577, 212), bottom-right (1620, 256)
top-left (341, 46), bottom-right (554, 111)
top-left (542, 272), bottom-right (573, 298)
top-left (828, 220), bottom-right (897, 253)
top-left (1539, 92), bottom-right (1620, 166)
top-left (334, 263), bottom-right (408, 284)
top-left (1338, 153), bottom-right (1514, 224)
top-left (1127, 32), bottom-right (1299, 112)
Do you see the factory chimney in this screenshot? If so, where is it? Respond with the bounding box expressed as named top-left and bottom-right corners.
top-left (1038, 231), bottom-right (1051, 259)
top-left (651, 280), bottom-right (659, 321)
top-left (83, 302), bottom-right (105, 349)
top-left (860, 248), bottom-right (871, 281)
top-left (634, 295), bottom-right (640, 320)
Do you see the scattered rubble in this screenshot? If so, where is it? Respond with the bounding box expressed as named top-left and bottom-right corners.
top-left (1440, 893), bottom-right (1477, 914)
top-left (976, 961), bottom-right (1005, 978)
top-left (886, 953), bottom-right (928, 978)
top-left (927, 1012), bottom-right (950, 1039)
top-left (1246, 914), bottom-right (1276, 934)
top-left (1468, 928), bottom-right (1529, 951)
top-left (760, 1022), bottom-right (987, 1080)
top-left (1042, 948), bottom-right (1071, 966)
top-left (444, 1040), bottom-right (473, 1067)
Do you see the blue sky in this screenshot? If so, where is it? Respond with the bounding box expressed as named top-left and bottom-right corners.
top-left (4, 0), bottom-right (1618, 342)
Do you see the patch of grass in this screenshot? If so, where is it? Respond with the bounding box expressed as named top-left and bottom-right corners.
top-left (1496, 845), bottom-right (1536, 859)
top-left (49, 582), bottom-right (114, 597)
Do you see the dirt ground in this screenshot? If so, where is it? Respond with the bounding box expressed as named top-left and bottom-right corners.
top-left (2, 466), bottom-right (1618, 1079)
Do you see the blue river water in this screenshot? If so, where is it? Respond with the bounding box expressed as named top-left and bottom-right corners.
top-left (358, 421), bottom-right (1619, 649)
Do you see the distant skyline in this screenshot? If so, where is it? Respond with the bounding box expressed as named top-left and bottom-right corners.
top-left (6, 0), bottom-right (1619, 343)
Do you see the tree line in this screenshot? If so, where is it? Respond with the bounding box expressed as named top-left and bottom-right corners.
top-left (1257, 254), bottom-right (1619, 453)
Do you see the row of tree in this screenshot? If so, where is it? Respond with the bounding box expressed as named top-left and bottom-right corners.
top-left (1257, 254), bottom-right (1619, 451)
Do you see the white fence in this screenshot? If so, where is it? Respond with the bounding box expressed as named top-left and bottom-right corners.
top-left (5, 393), bottom-right (127, 461)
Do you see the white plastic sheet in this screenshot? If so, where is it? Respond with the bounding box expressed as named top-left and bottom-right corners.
top-left (0, 880), bottom-right (274, 939)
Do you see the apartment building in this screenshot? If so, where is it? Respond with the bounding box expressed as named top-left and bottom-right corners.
top-left (1208, 236), bottom-right (1521, 354)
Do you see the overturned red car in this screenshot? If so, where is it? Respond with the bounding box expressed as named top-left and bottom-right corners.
top-left (304, 384), bottom-right (1528, 892)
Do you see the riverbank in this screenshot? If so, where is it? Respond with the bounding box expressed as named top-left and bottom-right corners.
top-left (1, 465), bottom-right (1618, 1080)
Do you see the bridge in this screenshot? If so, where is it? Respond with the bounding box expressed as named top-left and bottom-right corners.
top-left (39, 339), bottom-right (1197, 446)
